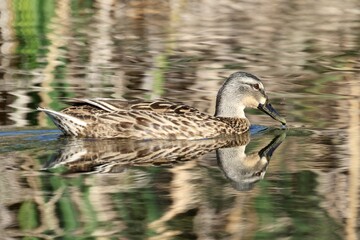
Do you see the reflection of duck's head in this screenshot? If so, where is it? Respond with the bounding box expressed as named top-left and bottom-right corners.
top-left (215, 72), bottom-right (286, 125)
top-left (216, 133), bottom-right (286, 191)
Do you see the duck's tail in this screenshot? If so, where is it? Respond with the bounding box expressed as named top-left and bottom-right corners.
top-left (37, 107), bottom-right (87, 136)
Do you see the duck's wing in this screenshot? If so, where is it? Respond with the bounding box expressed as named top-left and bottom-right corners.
top-left (67, 98), bottom-right (200, 115)
top-left (43, 98), bottom-right (223, 139)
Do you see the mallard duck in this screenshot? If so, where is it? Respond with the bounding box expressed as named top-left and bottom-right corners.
top-left (38, 71), bottom-right (286, 139)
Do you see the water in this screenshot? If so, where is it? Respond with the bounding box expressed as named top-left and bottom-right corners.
top-left (0, 0), bottom-right (359, 239)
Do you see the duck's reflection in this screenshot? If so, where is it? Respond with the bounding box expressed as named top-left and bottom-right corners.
top-left (217, 133), bottom-right (286, 191)
top-left (44, 132), bottom-right (286, 190)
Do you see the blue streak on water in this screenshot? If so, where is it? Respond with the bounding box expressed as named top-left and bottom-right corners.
top-left (250, 125), bottom-right (269, 135)
top-left (0, 126), bottom-right (281, 143)
top-left (0, 129), bottom-right (60, 137)
top-left (0, 129), bottom-right (62, 142)
top-left (25, 133), bottom-right (62, 141)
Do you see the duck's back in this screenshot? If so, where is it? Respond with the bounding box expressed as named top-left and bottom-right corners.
top-left (39, 98), bottom-right (249, 139)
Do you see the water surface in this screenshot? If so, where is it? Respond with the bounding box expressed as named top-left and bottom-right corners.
top-left (0, 1), bottom-right (359, 239)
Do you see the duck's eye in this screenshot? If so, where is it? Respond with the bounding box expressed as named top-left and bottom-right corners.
top-left (253, 84), bottom-right (260, 90)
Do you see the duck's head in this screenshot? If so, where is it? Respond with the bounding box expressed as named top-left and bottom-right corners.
top-left (215, 71), bottom-right (286, 125)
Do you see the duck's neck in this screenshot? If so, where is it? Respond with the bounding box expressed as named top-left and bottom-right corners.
top-left (214, 97), bottom-right (246, 119)
top-left (214, 82), bottom-right (249, 119)
top-left (215, 104), bottom-right (246, 118)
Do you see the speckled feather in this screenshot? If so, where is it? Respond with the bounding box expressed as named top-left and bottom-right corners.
top-left (57, 98), bottom-right (250, 139)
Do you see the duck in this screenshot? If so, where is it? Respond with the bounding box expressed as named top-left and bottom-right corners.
top-left (38, 71), bottom-right (286, 139)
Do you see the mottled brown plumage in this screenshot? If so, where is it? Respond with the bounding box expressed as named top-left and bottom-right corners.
top-left (38, 72), bottom-right (286, 139)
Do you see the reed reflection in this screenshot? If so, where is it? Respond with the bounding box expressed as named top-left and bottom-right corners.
top-left (44, 132), bottom-right (286, 191)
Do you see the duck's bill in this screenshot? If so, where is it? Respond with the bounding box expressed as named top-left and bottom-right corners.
top-left (258, 102), bottom-right (286, 125)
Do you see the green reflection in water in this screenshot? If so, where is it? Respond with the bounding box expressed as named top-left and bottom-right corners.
top-left (50, 176), bottom-right (78, 231)
top-left (13, 0), bottom-right (54, 70)
top-left (255, 171), bottom-right (342, 240)
top-left (153, 54), bottom-right (168, 97)
top-left (82, 186), bottom-right (98, 235)
top-left (19, 200), bottom-right (39, 230)
top-left (114, 167), bottom-right (165, 238)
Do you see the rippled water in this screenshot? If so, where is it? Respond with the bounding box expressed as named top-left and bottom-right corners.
top-left (0, 1), bottom-right (359, 239)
